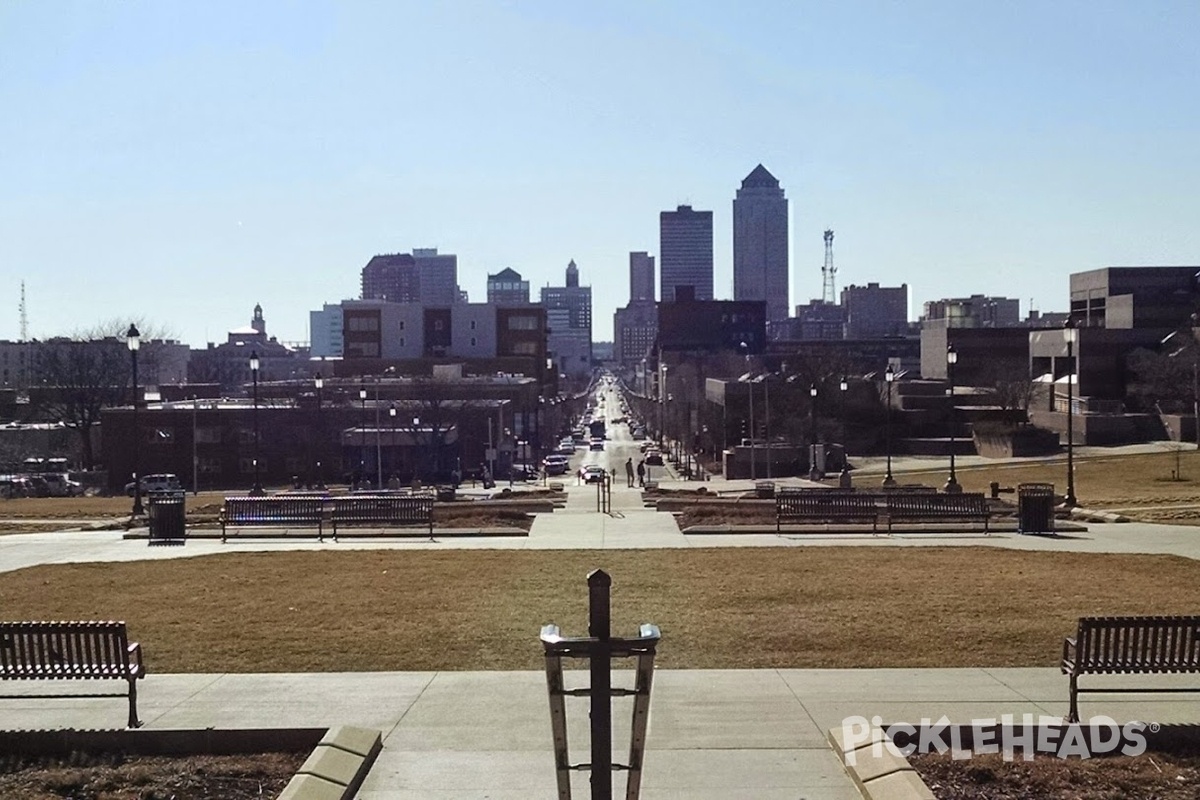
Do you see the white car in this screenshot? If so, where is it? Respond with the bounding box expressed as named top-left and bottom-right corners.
top-left (125, 473), bottom-right (182, 496)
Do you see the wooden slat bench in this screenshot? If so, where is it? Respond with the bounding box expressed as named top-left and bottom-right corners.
top-left (882, 492), bottom-right (990, 532)
top-left (1062, 615), bottom-right (1200, 722)
top-left (330, 494), bottom-right (435, 538)
top-left (776, 492), bottom-right (880, 531)
top-left (0, 620), bottom-right (145, 728)
top-left (220, 496), bottom-right (328, 542)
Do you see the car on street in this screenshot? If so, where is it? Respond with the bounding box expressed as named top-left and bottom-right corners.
top-left (581, 465), bottom-right (606, 484)
top-left (589, 438), bottom-right (604, 451)
top-left (542, 455), bottom-right (570, 476)
top-left (644, 450), bottom-right (664, 466)
top-left (125, 473), bottom-right (183, 496)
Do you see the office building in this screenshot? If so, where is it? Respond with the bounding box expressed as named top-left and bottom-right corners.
top-left (733, 164), bottom-right (789, 321)
top-left (613, 302), bottom-right (658, 366)
top-left (630, 251), bottom-right (655, 302)
top-left (841, 283), bottom-right (909, 339)
top-left (921, 295), bottom-right (1021, 329)
top-left (486, 268), bottom-right (530, 305)
top-left (360, 248), bottom-right (459, 306)
top-left (660, 205), bottom-right (713, 303)
top-left (540, 260), bottom-right (593, 378)
top-left (1070, 266), bottom-right (1200, 329)
top-left (309, 303), bottom-right (345, 358)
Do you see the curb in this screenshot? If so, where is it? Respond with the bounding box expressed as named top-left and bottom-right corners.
top-left (280, 726), bottom-right (382, 800)
top-left (828, 726), bottom-right (935, 800)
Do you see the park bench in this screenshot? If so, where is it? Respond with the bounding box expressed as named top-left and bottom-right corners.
top-left (776, 491), bottom-right (880, 531)
top-left (330, 494), bottom-right (435, 538)
top-left (0, 620), bottom-right (145, 728)
top-left (1062, 615), bottom-right (1200, 722)
top-left (220, 495), bottom-right (328, 542)
top-left (882, 492), bottom-right (990, 532)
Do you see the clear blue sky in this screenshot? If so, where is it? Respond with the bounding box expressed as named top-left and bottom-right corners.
top-left (2, 1), bottom-right (1198, 345)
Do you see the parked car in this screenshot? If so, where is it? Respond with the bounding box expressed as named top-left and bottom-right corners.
top-left (644, 450), bottom-right (664, 466)
top-left (125, 473), bottom-right (182, 496)
top-left (42, 473), bottom-right (84, 497)
top-left (507, 463), bottom-right (537, 481)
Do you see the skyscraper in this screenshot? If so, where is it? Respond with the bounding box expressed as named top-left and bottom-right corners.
top-left (629, 251), bottom-right (655, 302)
top-left (733, 164), bottom-right (789, 322)
top-left (659, 205), bottom-right (713, 303)
top-left (541, 260), bottom-right (593, 378)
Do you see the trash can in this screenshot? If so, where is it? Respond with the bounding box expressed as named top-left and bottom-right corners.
top-left (1017, 483), bottom-right (1055, 534)
top-left (147, 490), bottom-right (186, 544)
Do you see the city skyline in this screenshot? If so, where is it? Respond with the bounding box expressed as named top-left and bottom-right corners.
top-left (2, 2), bottom-right (1198, 346)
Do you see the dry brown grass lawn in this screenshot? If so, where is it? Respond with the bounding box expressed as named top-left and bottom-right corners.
top-left (3, 548), bottom-right (1199, 673)
top-left (916, 448), bottom-right (1200, 510)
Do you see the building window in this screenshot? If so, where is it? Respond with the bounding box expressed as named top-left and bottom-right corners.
top-left (512, 342), bottom-right (537, 355)
top-left (399, 320), bottom-right (405, 331)
top-left (508, 315), bottom-right (539, 331)
top-left (471, 337), bottom-right (477, 347)
top-left (399, 337), bottom-right (405, 348)
top-left (470, 320), bottom-right (477, 330)
top-left (347, 316), bottom-right (379, 332)
top-left (195, 426), bottom-right (222, 444)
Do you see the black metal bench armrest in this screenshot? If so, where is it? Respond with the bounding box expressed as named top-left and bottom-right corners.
top-left (127, 642), bottom-right (145, 677)
top-left (1062, 636), bottom-right (1077, 673)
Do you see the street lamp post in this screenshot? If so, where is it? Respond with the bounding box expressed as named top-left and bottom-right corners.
top-left (358, 385), bottom-right (367, 487)
top-left (945, 345), bottom-right (961, 493)
top-left (883, 365), bottom-right (897, 487)
top-left (658, 363), bottom-right (668, 447)
top-left (314, 373), bottom-right (325, 489)
top-left (1065, 321), bottom-right (1078, 506)
top-left (250, 351), bottom-right (263, 495)
top-left (389, 403), bottom-right (397, 485)
top-left (839, 376), bottom-right (851, 488)
top-left (809, 384), bottom-right (820, 480)
top-left (126, 324), bottom-right (144, 517)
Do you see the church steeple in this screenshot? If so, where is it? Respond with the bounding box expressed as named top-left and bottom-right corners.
top-left (251, 303), bottom-right (266, 335)
top-left (566, 260), bottom-right (579, 288)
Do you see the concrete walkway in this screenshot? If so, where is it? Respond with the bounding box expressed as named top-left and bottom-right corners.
top-left (7, 666), bottom-right (1200, 799)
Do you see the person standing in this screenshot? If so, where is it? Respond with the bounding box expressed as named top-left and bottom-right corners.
top-left (636, 459), bottom-right (646, 487)
top-left (624, 457), bottom-right (635, 487)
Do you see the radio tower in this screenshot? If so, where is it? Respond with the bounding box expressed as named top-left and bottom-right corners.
top-left (820, 229), bottom-right (837, 304)
top-left (19, 281), bottom-right (28, 341)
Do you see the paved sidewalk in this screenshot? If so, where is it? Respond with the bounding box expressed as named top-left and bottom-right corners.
top-left (7, 667), bottom-right (1200, 799)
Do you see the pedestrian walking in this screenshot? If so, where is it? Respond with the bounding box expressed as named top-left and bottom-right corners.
top-left (636, 459), bottom-right (646, 487)
top-left (624, 457), bottom-right (635, 487)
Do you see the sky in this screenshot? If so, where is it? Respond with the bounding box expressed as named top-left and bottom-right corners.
top-left (2, 1), bottom-right (1198, 346)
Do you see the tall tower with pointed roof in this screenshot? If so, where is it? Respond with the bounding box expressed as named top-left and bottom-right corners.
top-left (251, 303), bottom-right (266, 335)
top-left (733, 164), bottom-right (789, 322)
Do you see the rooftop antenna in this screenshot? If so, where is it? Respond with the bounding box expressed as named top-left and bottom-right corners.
top-left (821, 229), bottom-right (837, 304)
top-left (19, 280), bottom-right (28, 341)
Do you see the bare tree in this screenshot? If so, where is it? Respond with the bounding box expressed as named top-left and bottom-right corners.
top-left (30, 319), bottom-right (174, 470)
top-left (31, 339), bottom-right (128, 469)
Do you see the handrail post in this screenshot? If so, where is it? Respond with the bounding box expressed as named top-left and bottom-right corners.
top-left (588, 569), bottom-right (612, 799)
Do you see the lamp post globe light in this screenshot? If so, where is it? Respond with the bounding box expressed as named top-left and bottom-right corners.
top-left (808, 384), bottom-right (820, 481)
top-left (388, 403), bottom-right (397, 484)
top-left (314, 373), bottom-right (325, 489)
top-left (249, 351), bottom-right (263, 495)
top-left (126, 324), bottom-right (144, 517)
top-left (1064, 320), bottom-right (1078, 507)
top-left (883, 364), bottom-right (897, 488)
top-left (945, 345), bottom-right (961, 494)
